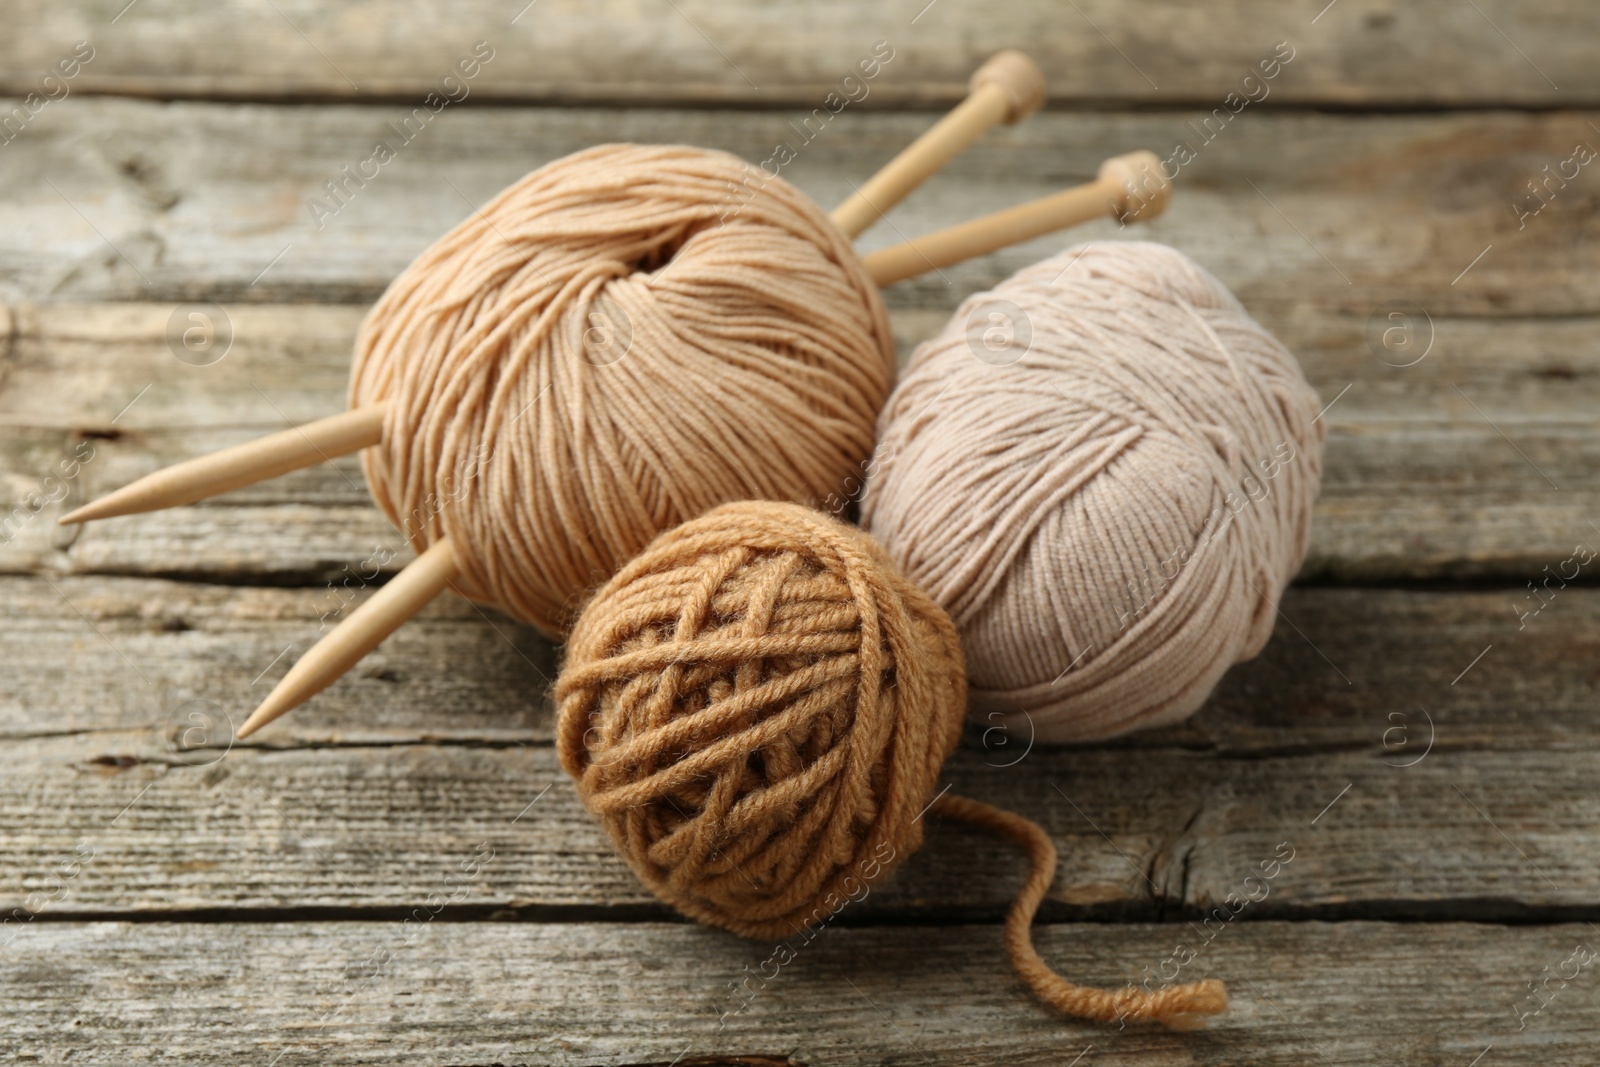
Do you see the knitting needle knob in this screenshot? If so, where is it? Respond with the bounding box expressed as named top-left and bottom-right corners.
top-left (1097, 148), bottom-right (1171, 223)
top-left (861, 149), bottom-right (1172, 287)
top-left (830, 50), bottom-right (1046, 239)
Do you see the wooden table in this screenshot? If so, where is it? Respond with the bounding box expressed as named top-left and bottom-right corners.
top-left (2, 2), bottom-right (1597, 1063)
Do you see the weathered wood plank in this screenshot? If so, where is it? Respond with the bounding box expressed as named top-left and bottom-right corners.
top-left (7, 303), bottom-right (1600, 437)
top-left (0, 576), bottom-right (556, 744)
top-left (0, 575), bottom-right (1586, 754)
top-left (6, 0), bottom-right (1597, 108)
top-left (0, 101), bottom-right (1594, 316)
top-left (1, 300), bottom-right (1596, 581)
top-left (2, 700), bottom-right (1595, 919)
top-left (0, 920), bottom-right (1580, 1064)
top-left (6, 303), bottom-right (1599, 433)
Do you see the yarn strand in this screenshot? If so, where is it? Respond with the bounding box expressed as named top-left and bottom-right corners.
top-left (932, 792), bottom-right (1228, 1029)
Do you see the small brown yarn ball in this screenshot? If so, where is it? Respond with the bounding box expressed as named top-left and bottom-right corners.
top-left (555, 500), bottom-right (966, 939)
top-left (350, 144), bottom-right (894, 635)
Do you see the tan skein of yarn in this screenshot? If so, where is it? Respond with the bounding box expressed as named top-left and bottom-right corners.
top-left (556, 500), bottom-right (1227, 1029)
top-left (350, 144), bottom-right (894, 636)
top-left (862, 241), bottom-right (1325, 743)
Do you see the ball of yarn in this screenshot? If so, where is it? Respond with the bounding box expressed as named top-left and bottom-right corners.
top-left (350, 144), bottom-right (895, 635)
top-left (555, 500), bottom-right (965, 938)
top-left (861, 242), bottom-right (1325, 743)
top-left (556, 499), bottom-right (1227, 1029)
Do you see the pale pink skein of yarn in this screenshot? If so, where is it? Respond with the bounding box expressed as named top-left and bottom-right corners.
top-left (860, 242), bottom-right (1324, 743)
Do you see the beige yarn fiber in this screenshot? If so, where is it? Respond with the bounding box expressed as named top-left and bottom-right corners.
top-left (350, 144), bottom-right (894, 635)
top-left (862, 242), bottom-right (1324, 742)
top-left (557, 500), bottom-right (1227, 1028)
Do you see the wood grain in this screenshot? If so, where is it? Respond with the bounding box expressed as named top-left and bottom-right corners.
top-left (1, 654), bottom-right (1595, 921)
top-left (5, 0), bottom-right (1596, 107)
top-left (0, 920), bottom-right (1584, 1064)
top-left (2, 298), bottom-right (1594, 582)
top-left (0, 575), bottom-right (1587, 754)
top-left (0, 101), bottom-right (1594, 316)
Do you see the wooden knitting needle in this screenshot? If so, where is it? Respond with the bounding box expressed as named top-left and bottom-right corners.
top-left (830, 50), bottom-right (1046, 239)
top-left (58, 402), bottom-right (390, 524)
top-left (57, 394), bottom-right (457, 738)
top-left (237, 538), bottom-right (458, 737)
top-left (861, 149), bottom-right (1172, 287)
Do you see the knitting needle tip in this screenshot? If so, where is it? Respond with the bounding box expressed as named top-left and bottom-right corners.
top-left (56, 402), bottom-right (390, 526)
top-left (237, 537), bottom-right (460, 738)
top-left (58, 501), bottom-right (107, 525)
top-left (237, 690), bottom-right (295, 740)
